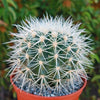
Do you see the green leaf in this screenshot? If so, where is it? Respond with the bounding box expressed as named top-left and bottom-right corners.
top-left (92, 75), bottom-right (100, 82)
top-left (0, 8), bottom-right (4, 17)
top-left (13, 92), bottom-right (17, 98)
top-left (90, 53), bottom-right (100, 63)
top-left (7, 0), bottom-right (17, 9)
top-left (8, 7), bottom-right (16, 21)
top-left (82, 11), bottom-right (91, 20)
top-left (87, 25), bottom-right (94, 32)
top-left (1, 0), bottom-right (8, 9)
top-left (0, 78), bottom-right (8, 88)
top-left (93, 19), bottom-right (99, 24)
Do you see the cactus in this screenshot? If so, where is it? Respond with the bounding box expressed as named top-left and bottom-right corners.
top-left (7, 16), bottom-right (92, 96)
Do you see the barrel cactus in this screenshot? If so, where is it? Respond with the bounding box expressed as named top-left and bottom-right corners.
top-left (7, 16), bottom-right (92, 97)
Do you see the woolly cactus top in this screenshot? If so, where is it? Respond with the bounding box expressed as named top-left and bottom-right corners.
top-left (7, 16), bottom-right (92, 96)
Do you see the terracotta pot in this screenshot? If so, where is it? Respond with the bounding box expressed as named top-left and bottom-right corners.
top-left (10, 75), bottom-right (87, 100)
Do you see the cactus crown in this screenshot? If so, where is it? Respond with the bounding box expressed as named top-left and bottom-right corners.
top-left (7, 16), bottom-right (92, 96)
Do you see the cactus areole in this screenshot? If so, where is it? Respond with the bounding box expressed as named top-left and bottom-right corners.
top-left (8, 16), bottom-right (92, 100)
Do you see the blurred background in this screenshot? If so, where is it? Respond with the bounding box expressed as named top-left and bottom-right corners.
top-left (0, 0), bottom-right (100, 100)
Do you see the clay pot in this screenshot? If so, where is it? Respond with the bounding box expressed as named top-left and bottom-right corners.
top-left (10, 75), bottom-right (87, 100)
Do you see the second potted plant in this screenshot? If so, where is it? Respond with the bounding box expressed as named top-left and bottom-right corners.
top-left (7, 16), bottom-right (92, 100)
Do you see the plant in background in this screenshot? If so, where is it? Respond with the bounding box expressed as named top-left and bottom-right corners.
top-left (0, 1), bottom-right (17, 98)
top-left (7, 16), bottom-right (92, 99)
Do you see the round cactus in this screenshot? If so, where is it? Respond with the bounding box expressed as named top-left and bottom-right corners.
top-left (7, 16), bottom-right (92, 96)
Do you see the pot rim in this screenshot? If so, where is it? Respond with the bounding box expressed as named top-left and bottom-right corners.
top-left (10, 75), bottom-right (87, 98)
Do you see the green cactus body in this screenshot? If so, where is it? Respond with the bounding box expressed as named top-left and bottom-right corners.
top-left (7, 16), bottom-right (92, 96)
